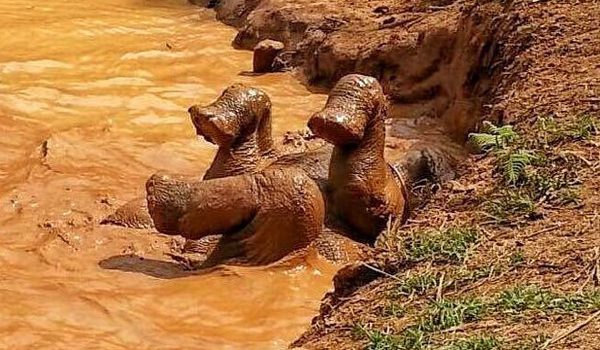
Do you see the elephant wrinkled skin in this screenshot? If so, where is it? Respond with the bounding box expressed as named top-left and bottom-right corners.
top-left (103, 77), bottom-right (454, 266)
top-left (101, 84), bottom-right (279, 229)
top-left (146, 167), bottom-right (325, 267)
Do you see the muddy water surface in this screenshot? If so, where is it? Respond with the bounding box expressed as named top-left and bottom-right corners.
top-left (0, 1), bottom-right (335, 349)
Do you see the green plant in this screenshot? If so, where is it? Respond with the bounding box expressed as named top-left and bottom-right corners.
top-left (469, 121), bottom-right (536, 186)
top-left (397, 328), bottom-right (428, 350)
top-left (537, 115), bottom-right (598, 145)
top-left (382, 302), bottom-right (407, 318)
top-left (484, 189), bottom-right (538, 223)
top-left (392, 272), bottom-right (440, 297)
top-left (365, 329), bottom-right (401, 350)
top-left (355, 325), bottom-right (427, 350)
top-left (496, 149), bottom-right (537, 185)
top-left (495, 285), bottom-right (600, 315)
top-left (468, 121), bottom-right (518, 153)
top-left (404, 227), bottom-right (479, 263)
top-left (496, 285), bottom-right (554, 313)
top-left (419, 298), bottom-right (485, 332)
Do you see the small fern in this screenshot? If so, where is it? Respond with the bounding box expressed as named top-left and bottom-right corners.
top-left (468, 121), bottom-right (534, 185)
top-left (468, 121), bottom-right (517, 153)
top-left (497, 149), bottom-right (536, 185)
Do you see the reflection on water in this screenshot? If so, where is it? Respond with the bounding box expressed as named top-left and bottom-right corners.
top-left (0, 1), bottom-right (333, 349)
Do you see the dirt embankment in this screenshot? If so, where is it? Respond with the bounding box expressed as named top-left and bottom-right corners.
top-left (194, 0), bottom-right (522, 141)
top-left (188, 0), bottom-right (599, 348)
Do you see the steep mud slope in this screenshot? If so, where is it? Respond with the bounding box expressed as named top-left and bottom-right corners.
top-left (196, 0), bottom-right (516, 140)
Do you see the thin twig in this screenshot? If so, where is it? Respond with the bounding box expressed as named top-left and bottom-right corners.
top-left (541, 310), bottom-right (600, 349)
top-left (361, 263), bottom-right (404, 283)
top-left (525, 224), bottom-right (562, 239)
top-left (436, 272), bottom-right (445, 302)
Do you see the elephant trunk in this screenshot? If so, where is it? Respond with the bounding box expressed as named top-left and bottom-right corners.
top-left (188, 104), bottom-right (240, 146)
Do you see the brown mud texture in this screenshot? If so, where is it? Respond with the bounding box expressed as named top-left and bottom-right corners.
top-left (194, 0), bottom-right (599, 348)
top-left (196, 0), bottom-right (507, 141)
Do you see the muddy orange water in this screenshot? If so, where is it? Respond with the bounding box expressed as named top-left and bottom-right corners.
top-left (0, 1), bottom-right (338, 349)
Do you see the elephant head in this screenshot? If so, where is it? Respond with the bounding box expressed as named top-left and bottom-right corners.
top-left (307, 74), bottom-right (407, 240)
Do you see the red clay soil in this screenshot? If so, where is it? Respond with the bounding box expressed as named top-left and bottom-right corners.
top-left (194, 0), bottom-right (599, 348)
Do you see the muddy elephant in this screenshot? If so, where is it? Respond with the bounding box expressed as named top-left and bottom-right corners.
top-left (103, 84), bottom-right (360, 265)
top-left (104, 78), bottom-right (453, 265)
top-left (308, 74), bottom-right (409, 239)
top-left (101, 84), bottom-right (279, 229)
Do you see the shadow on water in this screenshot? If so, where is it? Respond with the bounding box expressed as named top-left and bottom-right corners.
top-left (238, 71), bottom-right (265, 77)
top-left (99, 254), bottom-right (217, 279)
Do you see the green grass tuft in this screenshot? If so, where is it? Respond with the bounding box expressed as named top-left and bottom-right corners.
top-left (404, 227), bottom-right (479, 264)
top-left (356, 325), bottom-right (426, 350)
top-left (495, 285), bottom-right (600, 315)
top-left (537, 115), bottom-right (598, 145)
top-left (419, 298), bottom-right (485, 332)
top-left (392, 272), bottom-right (440, 297)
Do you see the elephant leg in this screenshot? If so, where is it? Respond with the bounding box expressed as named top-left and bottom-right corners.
top-left (202, 211), bottom-right (314, 267)
top-left (100, 197), bottom-right (153, 229)
top-left (238, 213), bottom-right (308, 265)
top-left (148, 168), bottom-right (325, 267)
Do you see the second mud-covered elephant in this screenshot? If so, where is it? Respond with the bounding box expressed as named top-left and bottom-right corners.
top-left (101, 84), bottom-right (279, 229)
top-left (308, 74), bottom-right (409, 239)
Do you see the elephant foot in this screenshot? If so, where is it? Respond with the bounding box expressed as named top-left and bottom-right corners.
top-left (166, 235), bottom-right (222, 270)
top-left (100, 197), bottom-right (154, 229)
top-left (313, 229), bottom-right (370, 264)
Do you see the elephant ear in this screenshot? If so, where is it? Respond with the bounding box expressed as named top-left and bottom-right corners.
top-left (100, 197), bottom-right (154, 229)
top-left (236, 213), bottom-right (313, 266)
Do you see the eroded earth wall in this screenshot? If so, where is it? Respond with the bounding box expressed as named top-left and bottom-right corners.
top-left (193, 0), bottom-right (522, 140)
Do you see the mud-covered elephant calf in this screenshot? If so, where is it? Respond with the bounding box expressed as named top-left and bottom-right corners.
top-left (308, 74), bottom-right (409, 239)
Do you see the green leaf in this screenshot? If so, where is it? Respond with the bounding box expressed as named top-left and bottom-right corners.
top-left (498, 150), bottom-right (536, 185)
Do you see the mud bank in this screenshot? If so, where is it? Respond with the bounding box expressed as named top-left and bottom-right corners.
top-left (194, 0), bottom-right (516, 140)
top-left (192, 0), bottom-right (598, 348)
top-left (284, 0), bottom-right (598, 348)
